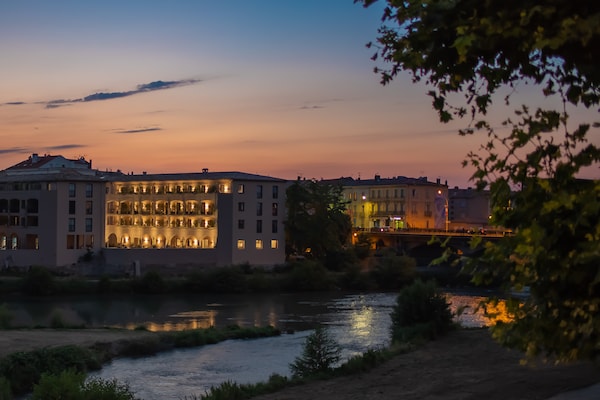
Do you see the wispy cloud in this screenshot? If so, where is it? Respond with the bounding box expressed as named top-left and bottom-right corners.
top-left (0, 147), bottom-right (28, 155)
top-left (113, 127), bottom-right (162, 134)
top-left (46, 144), bottom-right (87, 151)
top-left (2, 79), bottom-right (201, 109)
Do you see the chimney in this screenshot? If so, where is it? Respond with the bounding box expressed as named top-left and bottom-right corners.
top-left (202, 168), bottom-right (209, 173)
top-left (31, 153), bottom-right (39, 163)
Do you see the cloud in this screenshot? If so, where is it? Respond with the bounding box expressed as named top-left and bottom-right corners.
top-left (0, 78), bottom-right (201, 109)
top-left (113, 127), bottom-right (162, 134)
top-left (0, 147), bottom-right (28, 155)
top-left (46, 144), bottom-right (87, 151)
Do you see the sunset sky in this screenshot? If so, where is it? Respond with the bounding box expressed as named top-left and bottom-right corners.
top-left (1, 1), bottom-right (597, 188)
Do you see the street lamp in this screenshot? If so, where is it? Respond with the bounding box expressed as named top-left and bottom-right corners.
top-left (437, 189), bottom-right (449, 232)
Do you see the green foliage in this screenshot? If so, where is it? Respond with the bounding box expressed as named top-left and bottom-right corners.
top-left (290, 326), bottom-right (341, 378)
top-left (134, 270), bottom-right (167, 294)
top-left (361, 0), bottom-right (600, 362)
top-left (369, 253), bottom-right (416, 289)
top-left (0, 345), bottom-right (101, 396)
top-left (31, 369), bottom-right (138, 400)
top-left (20, 266), bottom-right (56, 296)
top-left (390, 280), bottom-right (454, 343)
top-left (283, 261), bottom-right (335, 291)
top-left (285, 179), bottom-right (352, 260)
top-left (0, 304), bottom-right (13, 329)
top-left (0, 377), bottom-right (10, 400)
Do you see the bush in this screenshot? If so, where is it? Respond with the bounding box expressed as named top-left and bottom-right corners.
top-left (370, 254), bottom-right (417, 290)
top-left (134, 270), bottom-right (167, 294)
top-left (20, 266), bottom-right (56, 296)
top-left (31, 369), bottom-right (138, 400)
top-left (289, 326), bottom-right (341, 378)
top-left (390, 279), bottom-right (454, 343)
top-left (283, 261), bottom-right (334, 292)
top-left (0, 303), bottom-right (13, 329)
top-left (0, 377), bottom-right (10, 400)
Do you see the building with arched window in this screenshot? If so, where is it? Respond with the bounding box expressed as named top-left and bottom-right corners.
top-left (0, 154), bottom-right (286, 273)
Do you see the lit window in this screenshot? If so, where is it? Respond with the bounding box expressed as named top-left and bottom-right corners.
top-left (237, 240), bottom-right (245, 249)
top-left (271, 239), bottom-right (278, 249)
top-left (238, 184), bottom-right (245, 194)
top-left (255, 239), bottom-right (263, 249)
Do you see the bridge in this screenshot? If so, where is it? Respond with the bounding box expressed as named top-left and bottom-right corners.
top-left (354, 229), bottom-right (505, 266)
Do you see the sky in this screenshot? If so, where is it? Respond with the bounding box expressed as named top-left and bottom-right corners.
top-left (1, 1), bottom-right (597, 188)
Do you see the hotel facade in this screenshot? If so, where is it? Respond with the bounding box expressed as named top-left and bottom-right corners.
top-left (0, 154), bottom-right (287, 273)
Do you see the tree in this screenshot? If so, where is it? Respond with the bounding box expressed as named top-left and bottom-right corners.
top-left (285, 179), bottom-right (352, 260)
top-left (358, 0), bottom-right (600, 362)
top-left (289, 326), bottom-right (341, 378)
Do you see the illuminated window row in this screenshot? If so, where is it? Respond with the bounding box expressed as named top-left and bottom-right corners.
top-left (236, 239), bottom-right (278, 250)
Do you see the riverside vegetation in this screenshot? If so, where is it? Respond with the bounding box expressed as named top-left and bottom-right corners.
top-left (0, 276), bottom-right (454, 399)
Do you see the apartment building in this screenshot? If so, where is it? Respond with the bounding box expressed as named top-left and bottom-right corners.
top-left (448, 187), bottom-right (491, 231)
top-left (0, 154), bottom-right (287, 272)
top-left (325, 175), bottom-right (448, 231)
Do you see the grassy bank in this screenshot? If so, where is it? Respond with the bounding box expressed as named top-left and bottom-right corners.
top-left (0, 325), bottom-right (280, 398)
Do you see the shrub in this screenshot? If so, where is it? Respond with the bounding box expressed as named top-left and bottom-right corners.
top-left (284, 261), bottom-right (334, 292)
top-left (31, 369), bottom-right (138, 400)
top-left (20, 266), bottom-right (56, 296)
top-left (390, 279), bottom-right (454, 343)
top-left (134, 270), bottom-right (166, 294)
top-left (0, 377), bottom-right (11, 400)
top-left (0, 303), bottom-right (13, 329)
top-left (289, 326), bottom-right (341, 378)
top-left (370, 254), bottom-right (416, 290)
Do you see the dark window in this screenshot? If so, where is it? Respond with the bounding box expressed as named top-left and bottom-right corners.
top-left (9, 199), bottom-right (19, 213)
top-left (272, 220), bottom-right (278, 233)
top-left (68, 218), bottom-right (76, 232)
top-left (238, 202), bottom-right (245, 212)
top-left (256, 220), bottom-right (262, 233)
top-left (85, 201), bottom-right (93, 215)
top-left (256, 185), bottom-right (263, 199)
top-left (256, 202), bottom-right (263, 216)
top-left (272, 185), bottom-right (278, 199)
top-left (69, 200), bottom-right (76, 214)
top-left (85, 218), bottom-right (93, 232)
top-left (69, 183), bottom-right (76, 197)
top-left (272, 203), bottom-right (278, 216)
top-left (85, 183), bottom-right (93, 198)
top-left (27, 199), bottom-right (38, 213)
top-left (238, 219), bottom-right (245, 229)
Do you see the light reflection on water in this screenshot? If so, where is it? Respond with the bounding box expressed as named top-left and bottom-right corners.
top-left (89, 292), bottom-right (503, 400)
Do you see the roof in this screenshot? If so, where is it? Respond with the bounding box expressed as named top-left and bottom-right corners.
top-left (322, 175), bottom-right (444, 187)
top-left (104, 171), bottom-right (287, 183)
top-left (5, 153), bottom-right (91, 171)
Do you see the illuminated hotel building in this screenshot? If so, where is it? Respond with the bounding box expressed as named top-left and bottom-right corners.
top-left (325, 175), bottom-right (448, 231)
top-left (0, 154), bottom-right (286, 272)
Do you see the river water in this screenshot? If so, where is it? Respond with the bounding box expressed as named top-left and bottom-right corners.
top-left (4, 291), bottom-right (499, 399)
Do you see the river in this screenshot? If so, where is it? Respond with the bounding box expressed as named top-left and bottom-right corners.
top-left (4, 290), bottom-right (500, 399)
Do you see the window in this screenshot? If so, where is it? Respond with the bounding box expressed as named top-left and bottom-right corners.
top-left (255, 239), bottom-right (263, 249)
top-left (68, 218), bottom-right (76, 232)
top-left (238, 219), bottom-right (245, 229)
top-left (256, 220), bottom-right (262, 233)
top-left (66, 235), bottom-right (75, 249)
top-left (272, 220), bottom-right (278, 233)
top-left (256, 185), bottom-right (263, 199)
top-left (68, 183), bottom-right (76, 197)
top-left (85, 218), bottom-right (93, 232)
top-left (256, 202), bottom-right (263, 216)
top-left (272, 203), bottom-right (278, 216)
top-left (238, 202), bottom-right (245, 212)
top-left (85, 183), bottom-right (93, 198)
top-left (85, 201), bottom-right (93, 215)
top-left (272, 185), bottom-right (278, 199)
top-left (237, 240), bottom-right (245, 249)
top-left (238, 184), bottom-right (245, 194)
top-left (69, 200), bottom-right (76, 214)
top-left (271, 239), bottom-right (278, 249)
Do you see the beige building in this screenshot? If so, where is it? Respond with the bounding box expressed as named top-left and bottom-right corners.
top-left (326, 175), bottom-right (448, 231)
top-left (0, 154), bottom-right (287, 272)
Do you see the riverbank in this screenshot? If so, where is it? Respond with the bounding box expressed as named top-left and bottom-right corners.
top-left (1, 328), bottom-right (598, 399)
top-left (251, 329), bottom-right (599, 400)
